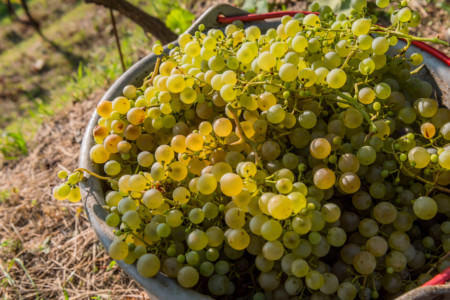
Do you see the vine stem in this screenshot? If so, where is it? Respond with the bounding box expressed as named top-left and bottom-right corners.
top-left (340, 48), bottom-right (357, 70)
top-left (143, 57), bottom-right (161, 86)
top-left (228, 106), bottom-right (260, 165)
top-left (333, 90), bottom-right (376, 130)
top-left (371, 25), bottom-right (450, 46)
top-left (390, 145), bottom-right (450, 194)
top-left (73, 168), bottom-right (111, 181)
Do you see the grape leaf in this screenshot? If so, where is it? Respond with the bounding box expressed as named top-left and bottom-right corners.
top-left (165, 8), bottom-right (195, 34)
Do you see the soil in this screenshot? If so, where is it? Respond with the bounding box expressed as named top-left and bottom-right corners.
top-left (0, 0), bottom-right (448, 299)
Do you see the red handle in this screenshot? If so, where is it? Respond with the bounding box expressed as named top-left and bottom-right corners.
top-left (217, 11), bottom-right (450, 67)
top-left (421, 266), bottom-right (450, 286)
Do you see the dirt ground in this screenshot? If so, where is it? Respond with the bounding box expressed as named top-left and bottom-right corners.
top-left (0, 0), bottom-right (448, 299)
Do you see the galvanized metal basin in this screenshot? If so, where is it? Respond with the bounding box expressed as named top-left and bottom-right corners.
top-left (79, 4), bottom-right (450, 299)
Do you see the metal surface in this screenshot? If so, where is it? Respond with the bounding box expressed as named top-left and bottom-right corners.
top-left (79, 4), bottom-right (450, 299)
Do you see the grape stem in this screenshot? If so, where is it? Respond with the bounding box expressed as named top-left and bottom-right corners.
top-left (73, 168), bottom-right (111, 180)
top-left (332, 90), bottom-right (376, 131)
top-left (340, 48), bottom-right (357, 70)
top-left (227, 106), bottom-right (260, 165)
top-left (410, 64), bottom-right (425, 75)
top-left (371, 25), bottom-right (450, 46)
top-left (143, 57), bottom-right (161, 86)
top-left (390, 145), bottom-right (450, 194)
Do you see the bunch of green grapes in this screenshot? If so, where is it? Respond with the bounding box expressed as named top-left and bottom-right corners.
top-left (55, 0), bottom-right (450, 298)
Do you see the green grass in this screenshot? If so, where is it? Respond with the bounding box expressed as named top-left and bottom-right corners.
top-left (0, 0), bottom-right (197, 160)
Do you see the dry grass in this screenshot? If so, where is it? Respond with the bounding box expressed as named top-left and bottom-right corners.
top-left (0, 91), bottom-right (150, 299)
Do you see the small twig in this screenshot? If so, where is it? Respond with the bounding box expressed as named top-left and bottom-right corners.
top-left (410, 64), bottom-right (425, 75)
top-left (144, 57), bottom-right (161, 86)
top-left (109, 8), bottom-right (126, 73)
top-left (13, 258), bottom-right (40, 299)
top-left (390, 145), bottom-right (450, 194)
top-left (228, 106), bottom-right (260, 165)
top-left (73, 168), bottom-right (111, 181)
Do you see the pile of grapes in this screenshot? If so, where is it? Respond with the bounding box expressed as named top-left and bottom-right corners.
top-left (55, 0), bottom-right (450, 298)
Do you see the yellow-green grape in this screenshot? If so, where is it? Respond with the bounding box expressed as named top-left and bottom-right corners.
top-left (314, 168), bottom-right (336, 190)
top-left (285, 19), bottom-right (300, 37)
top-left (103, 134), bottom-right (122, 154)
top-left (268, 194), bottom-right (293, 220)
top-left (166, 74), bottom-right (186, 93)
top-left (90, 144), bottom-right (110, 164)
top-left (359, 58), bottom-right (375, 75)
top-left (137, 151), bottom-right (154, 167)
top-left (122, 210), bottom-right (141, 230)
top-left (288, 192), bottom-right (307, 213)
top-left (206, 226), bottom-right (224, 247)
top-left (258, 92), bottom-right (277, 111)
top-left (199, 121), bottom-right (212, 136)
top-left (225, 207), bottom-right (246, 229)
top-left (213, 118), bottom-right (233, 137)
top-left (261, 219), bottom-right (283, 241)
top-left (173, 186), bottom-right (190, 204)
top-left (279, 63), bottom-right (298, 82)
top-left (439, 150), bottom-right (450, 169)
top-left (303, 14), bottom-right (321, 28)
top-left (220, 84), bottom-right (237, 102)
top-left (326, 69), bottom-right (347, 89)
top-left (410, 53), bottom-right (423, 66)
top-left (232, 189), bottom-right (251, 209)
top-left (358, 87), bottom-right (375, 104)
top-left (292, 35), bottom-right (308, 53)
top-left (126, 107), bottom-right (145, 126)
top-left (137, 253), bottom-right (160, 277)
top-left (118, 175), bottom-right (131, 194)
top-left (143, 189), bottom-right (164, 209)
top-left (408, 147), bottom-right (430, 169)
top-left (185, 41), bottom-right (201, 57)
top-left (372, 37), bottom-right (389, 55)
top-left (228, 228), bottom-right (250, 250)
top-left (237, 45), bottom-right (255, 64)
top-left (220, 173), bottom-right (243, 197)
top-left (53, 185), bottom-right (67, 201)
top-left (112, 97), bottom-right (130, 114)
top-left (186, 133), bottom-right (204, 151)
top-left (97, 100), bottom-right (112, 118)
top-left (168, 161), bottom-right (188, 181)
top-left (351, 18), bottom-right (371, 36)
top-left (109, 240), bottom-right (129, 260)
top-left (123, 84), bottom-right (136, 99)
top-left (305, 270), bottom-right (324, 290)
top-left (180, 87), bottom-right (197, 104)
top-left (152, 44), bottom-right (163, 55)
top-left (310, 138), bottom-right (331, 159)
top-left (129, 174), bottom-right (147, 192)
top-left (170, 135), bottom-right (186, 154)
top-left (177, 266), bottom-right (199, 288)
top-left (357, 34), bottom-right (373, 50)
top-left (155, 145), bottom-right (175, 163)
top-left (413, 196), bottom-right (438, 220)
top-left (298, 68), bottom-right (317, 87)
top-left (197, 174), bottom-right (218, 195)
top-left (221, 70), bottom-right (237, 85)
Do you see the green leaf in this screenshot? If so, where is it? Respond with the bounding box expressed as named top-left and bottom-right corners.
top-left (315, 0), bottom-right (352, 14)
top-left (165, 8), bottom-right (195, 35)
top-left (256, 0), bottom-right (269, 13)
top-left (242, 0), bottom-right (257, 12)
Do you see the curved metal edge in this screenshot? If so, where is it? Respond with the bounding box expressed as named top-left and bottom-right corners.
top-left (78, 3), bottom-right (450, 299)
top-left (395, 284), bottom-right (450, 300)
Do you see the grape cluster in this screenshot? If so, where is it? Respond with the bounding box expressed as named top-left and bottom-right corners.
top-left (55, 0), bottom-right (450, 299)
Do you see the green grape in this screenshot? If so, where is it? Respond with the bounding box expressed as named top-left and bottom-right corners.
top-left (228, 228), bottom-right (250, 250)
top-left (291, 258), bottom-right (310, 277)
top-left (305, 270), bottom-right (325, 290)
top-left (413, 196), bottom-right (438, 220)
top-left (177, 266), bottom-right (199, 288)
top-left (408, 147), bottom-right (430, 169)
top-left (197, 174), bottom-right (218, 195)
top-left (326, 68), bottom-right (347, 89)
top-left (352, 18), bottom-right (371, 36)
top-left (109, 240), bottom-right (129, 260)
top-left (261, 219), bottom-right (282, 241)
top-left (267, 104), bottom-right (286, 124)
top-left (187, 229), bottom-right (208, 251)
top-left (372, 37), bottom-right (389, 55)
top-left (188, 208), bottom-right (205, 224)
top-left (357, 146), bottom-right (376, 165)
